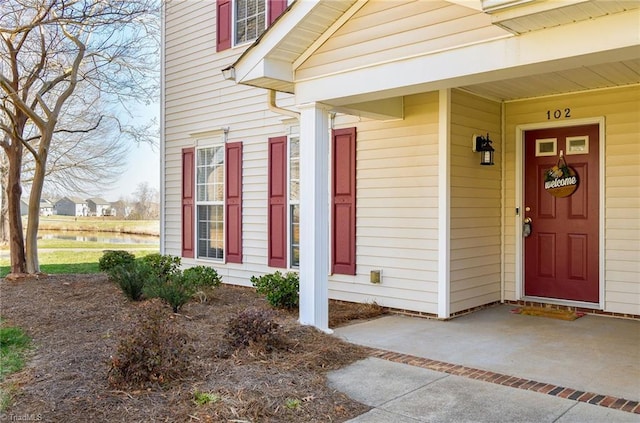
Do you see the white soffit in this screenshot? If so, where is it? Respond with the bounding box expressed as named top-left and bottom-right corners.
top-left (463, 58), bottom-right (640, 101)
top-left (484, 0), bottom-right (639, 34)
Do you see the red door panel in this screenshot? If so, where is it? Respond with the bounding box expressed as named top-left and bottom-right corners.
top-left (524, 124), bottom-right (599, 303)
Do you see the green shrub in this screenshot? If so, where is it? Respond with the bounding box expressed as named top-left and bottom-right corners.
top-left (141, 253), bottom-right (181, 281)
top-left (183, 266), bottom-right (222, 289)
top-left (99, 250), bottom-right (135, 272)
top-left (225, 307), bottom-right (282, 351)
top-left (108, 303), bottom-right (192, 388)
top-left (144, 272), bottom-right (195, 313)
top-left (108, 262), bottom-right (151, 301)
top-left (250, 271), bottom-right (299, 309)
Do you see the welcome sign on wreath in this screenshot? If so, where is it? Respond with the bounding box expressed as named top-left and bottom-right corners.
top-left (544, 151), bottom-right (579, 198)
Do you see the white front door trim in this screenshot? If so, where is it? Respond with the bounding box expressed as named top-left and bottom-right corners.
top-left (514, 116), bottom-right (605, 310)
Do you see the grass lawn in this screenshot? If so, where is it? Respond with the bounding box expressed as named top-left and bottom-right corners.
top-left (0, 249), bottom-right (157, 277)
top-left (1, 217), bottom-right (159, 277)
top-left (0, 233), bottom-right (158, 277)
top-left (0, 319), bottom-right (31, 411)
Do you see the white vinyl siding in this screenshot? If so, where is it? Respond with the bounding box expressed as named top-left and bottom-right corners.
top-left (504, 85), bottom-right (640, 315)
top-left (449, 89), bottom-right (502, 313)
top-left (328, 92), bottom-right (441, 315)
top-left (164, 1), bottom-right (295, 284)
top-left (296, 0), bottom-right (507, 81)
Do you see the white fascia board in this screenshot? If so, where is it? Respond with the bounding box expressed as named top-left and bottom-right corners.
top-left (234, 0), bottom-right (322, 84)
top-left (241, 57), bottom-right (293, 85)
top-left (295, 9), bottom-right (639, 105)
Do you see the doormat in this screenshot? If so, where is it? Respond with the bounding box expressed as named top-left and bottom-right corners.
top-left (511, 306), bottom-right (585, 321)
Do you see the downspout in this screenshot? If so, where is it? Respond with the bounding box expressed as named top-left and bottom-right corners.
top-left (268, 89), bottom-right (300, 119)
top-left (159, 1), bottom-right (167, 255)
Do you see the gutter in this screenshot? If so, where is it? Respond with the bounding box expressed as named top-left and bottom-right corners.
top-left (267, 89), bottom-right (299, 119)
top-left (221, 66), bottom-right (299, 120)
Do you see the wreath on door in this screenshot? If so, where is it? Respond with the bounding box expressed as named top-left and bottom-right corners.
top-left (544, 153), bottom-right (579, 198)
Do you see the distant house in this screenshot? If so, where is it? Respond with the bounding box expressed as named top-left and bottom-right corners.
top-left (20, 199), bottom-right (29, 216)
top-left (55, 196), bottom-right (88, 216)
top-left (109, 200), bottom-right (127, 217)
top-left (40, 199), bottom-right (54, 216)
top-left (86, 198), bottom-right (111, 216)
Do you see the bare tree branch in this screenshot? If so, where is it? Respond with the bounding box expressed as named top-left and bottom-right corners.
top-left (0, 0), bottom-right (160, 273)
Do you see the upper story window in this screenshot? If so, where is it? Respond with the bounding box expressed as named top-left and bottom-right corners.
top-left (235, 0), bottom-right (266, 45)
top-left (217, 0), bottom-right (287, 52)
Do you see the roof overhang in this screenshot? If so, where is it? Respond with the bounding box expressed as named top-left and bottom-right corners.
top-left (482, 0), bottom-right (637, 34)
top-left (230, 0), bottom-right (362, 94)
top-left (229, 0), bottom-right (639, 109)
top-left (293, 8), bottom-right (639, 105)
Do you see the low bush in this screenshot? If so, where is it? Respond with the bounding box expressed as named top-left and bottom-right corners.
top-left (183, 266), bottom-right (222, 289)
top-left (99, 250), bottom-right (135, 272)
top-left (108, 262), bottom-right (151, 301)
top-left (141, 253), bottom-right (181, 281)
top-left (108, 303), bottom-right (192, 388)
top-left (143, 273), bottom-right (195, 313)
top-left (250, 271), bottom-right (299, 309)
top-left (225, 308), bottom-right (283, 351)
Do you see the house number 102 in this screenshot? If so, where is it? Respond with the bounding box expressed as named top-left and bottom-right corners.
top-left (546, 108), bottom-right (571, 120)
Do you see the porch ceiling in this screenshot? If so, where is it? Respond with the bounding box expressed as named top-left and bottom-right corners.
top-left (484, 0), bottom-right (639, 34)
top-left (461, 58), bottom-right (640, 101)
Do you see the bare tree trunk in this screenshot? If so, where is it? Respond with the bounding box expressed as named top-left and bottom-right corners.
top-left (25, 144), bottom-right (47, 273)
top-left (6, 140), bottom-right (26, 274)
top-left (0, 160), bottom-right (8, 245)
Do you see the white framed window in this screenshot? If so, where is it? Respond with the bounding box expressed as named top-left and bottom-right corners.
top-left (289, 136), bottom-right (300, 268)
top-left (234, 0), bottom-right (266, 46)
top-left (196, 145), bottom-right (225, 260)
top-left (566, 136), bottom-right (589, 155)
top-left (535, 138), bottom-right (557, 157)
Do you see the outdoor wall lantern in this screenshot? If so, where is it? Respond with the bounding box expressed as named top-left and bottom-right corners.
top-left (472, 133), bottom-right (495, 166)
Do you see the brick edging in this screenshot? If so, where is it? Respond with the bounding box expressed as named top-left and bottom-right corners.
top-left (365, 348), bottom-right (640, 415)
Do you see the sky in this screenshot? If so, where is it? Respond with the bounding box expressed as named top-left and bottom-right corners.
top-left (94, 98), bottom-right (160, 202)
top-left (102, 139), bottom-right (160, 201)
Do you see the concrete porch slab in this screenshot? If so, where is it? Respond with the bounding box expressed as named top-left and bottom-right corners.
top-left (334, 304), bottom-right (640, 401)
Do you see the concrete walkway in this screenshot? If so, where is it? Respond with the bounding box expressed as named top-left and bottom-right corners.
top-left (328, 304), bottom-right (640, 422)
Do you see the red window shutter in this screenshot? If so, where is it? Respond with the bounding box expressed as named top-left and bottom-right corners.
top-left (225, 142), bottom-right (243, 263)
top-left (181, 147), bottom-right (195, 259)
top-left (268, 0), bottom-right (287, 25)
top-left (268, 136), bottom-right (287, 268)
top-left (217, 0), bottom-right (231, 52)
top-left (332, 127), bottom-right (357, 275)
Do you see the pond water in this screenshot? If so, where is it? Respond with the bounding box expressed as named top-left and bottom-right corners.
top-left (38, 231), bottom-right (159, 245)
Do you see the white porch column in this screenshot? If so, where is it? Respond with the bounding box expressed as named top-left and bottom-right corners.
top-left (298, 102), bottom-right (331, 332)
top-left (438, 89), bottom-right (451, 319)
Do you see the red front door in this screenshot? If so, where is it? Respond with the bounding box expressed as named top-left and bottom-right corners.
top-left (524, 124), bottom-right (599, 303)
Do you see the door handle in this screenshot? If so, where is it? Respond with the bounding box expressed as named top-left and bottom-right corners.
top-left (523, 217), bottom-right (532, 237)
